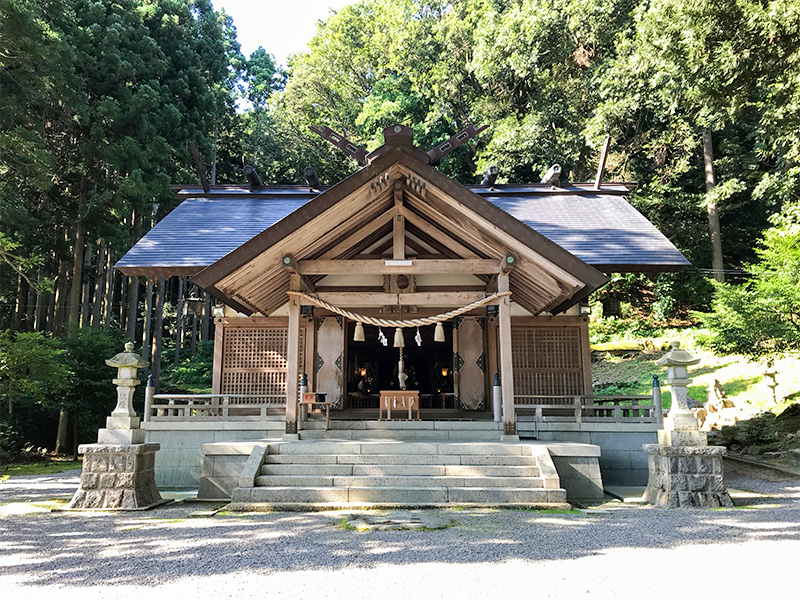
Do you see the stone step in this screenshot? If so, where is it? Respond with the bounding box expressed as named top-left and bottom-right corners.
top-left (333, 453), bottom-right (462, 465)
top-left (350, 464), bottom-right (446, 476)
top-left (256, 475), bottom-right (335, 486)
top-left (263, 454), bottom-right (340, 464)
top-left (446, 487), bottom-right (566, 504)
top-left (254, 474), bottom-right (545, 488)
top-left (268, 441), bottom-right (530, 456)
top-left (300, 420), bottom-right (503, 431)
top-left (236, 486), bottom-right (350, 504)
top-left (260, 461), bottom-right (540, 478)
top-left (299, 430), bottom-right (503, 441)
top-left (260, 463), bottom-right (354, 476)
top-left (235, 484), bottom-right (567, 507)
top-left (443, 465), bottom-right (540, 477)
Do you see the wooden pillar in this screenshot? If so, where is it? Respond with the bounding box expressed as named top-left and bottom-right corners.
top-left (211, 314), bottom-right (223, 395)
top-left (150, 276), bottom-right (166, 393)
top-left (497, 274), bottom-right (517, 438)
top-left (285, 275), bottom-right (301, 436)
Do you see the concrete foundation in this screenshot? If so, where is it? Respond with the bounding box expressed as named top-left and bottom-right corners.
top-left (518, 419), bottom-right (658, 485)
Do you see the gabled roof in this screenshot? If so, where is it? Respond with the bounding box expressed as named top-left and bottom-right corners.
top-left (178, 142), bottom-right (610, 316)
top-left (116, 182), bottom-right (688, 276)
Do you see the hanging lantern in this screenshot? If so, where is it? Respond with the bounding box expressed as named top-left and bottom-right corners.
top-left (354, 322), bottom-right (365, 342)
top-left (393, 327), bottom-right (405, 348)
top-left (434, 322), bottom-right (445, 343)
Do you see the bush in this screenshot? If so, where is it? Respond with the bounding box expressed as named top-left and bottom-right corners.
top-left (0, 420), bottom-right (24, 461)
top-left (159, 340), bottom-right (214, 392)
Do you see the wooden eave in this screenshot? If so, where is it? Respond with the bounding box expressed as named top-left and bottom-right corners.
top-left (192, 145), bottom-right (609, 316)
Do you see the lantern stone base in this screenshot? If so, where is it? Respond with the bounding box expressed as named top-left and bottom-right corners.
top-left (67, 443), bottom-right (167, 510)
top-left (642, 444), bottom-right (733, 509)
top-left (97, 427), bottom-right (146, 444)
top-left (657, 429), bottom-right (708, 447)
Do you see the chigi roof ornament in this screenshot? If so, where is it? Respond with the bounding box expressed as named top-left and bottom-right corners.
top-left (309, 122), bottom-right (488, 167)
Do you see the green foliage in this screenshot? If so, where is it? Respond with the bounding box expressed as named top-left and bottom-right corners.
top-left (0, 331), bottom-right (71, 413)
top-left (697, 202), bottom-right (800, 358)
top-left (60, 326), bottom-right (126, 443)
top-left (0, 420), bottom-right (25, 461)
top-left (159, 340), bottom-right (214, 393)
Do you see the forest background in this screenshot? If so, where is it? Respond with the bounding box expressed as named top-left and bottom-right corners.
top-left (1, 0), bottom-right (799, 458)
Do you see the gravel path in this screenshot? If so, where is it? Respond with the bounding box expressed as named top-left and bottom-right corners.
top-left (2, 462), bottom-right (799, 600)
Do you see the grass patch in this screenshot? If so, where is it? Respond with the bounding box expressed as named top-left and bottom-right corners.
top-left (0, 460), bottom-right (82, 477)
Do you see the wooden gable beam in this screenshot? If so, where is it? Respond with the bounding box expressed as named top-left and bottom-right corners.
top-left (282, 254), bottom-right (316, 293)
top-left (399, 205), bottom-right (487, 259)
top-left (295, 259), bottom-right (503, 275)
top-left (393, 183), bottom-right (405, 260)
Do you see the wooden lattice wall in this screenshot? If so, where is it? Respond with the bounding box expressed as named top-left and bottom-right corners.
top-left (510, 317), bottom-right (591, 399)
top-left (212, 318), bottom-right (306, 399)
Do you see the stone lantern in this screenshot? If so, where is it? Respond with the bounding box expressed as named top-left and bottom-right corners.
top-left (67, 342), bottom-right (166, 510)
top-left (98, 342), bottom-right (149, 444)
top-left (654, 341), bottom-right (705, 447)
top-left (643, 341), bottom-right (732, 508)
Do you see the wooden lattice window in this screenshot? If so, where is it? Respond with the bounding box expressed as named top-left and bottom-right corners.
top-left (511, 326), bottom-right (585, 401)
top-left (220, 325), bottom-right (304, 399)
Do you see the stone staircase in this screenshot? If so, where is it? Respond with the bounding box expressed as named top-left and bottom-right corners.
top-left (229, 425), bottom-right (570, 509)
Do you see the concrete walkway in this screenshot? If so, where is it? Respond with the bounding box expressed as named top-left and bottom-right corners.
top-left (1, 461), bottom-right (798, 600)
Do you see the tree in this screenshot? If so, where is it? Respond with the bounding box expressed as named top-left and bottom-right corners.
top-left (0, 331), bottom-right (71, 431)
top-left (698, 202), bottom-right (800, 358)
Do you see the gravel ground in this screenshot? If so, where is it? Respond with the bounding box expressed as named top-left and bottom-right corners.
top-left (1, 461), bottom-right (799, 600)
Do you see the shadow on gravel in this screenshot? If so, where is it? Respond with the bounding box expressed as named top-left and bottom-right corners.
top-left (2, 475), bottom-right (800, 587)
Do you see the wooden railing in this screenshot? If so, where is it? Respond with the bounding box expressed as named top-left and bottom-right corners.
top-left (514, 394), bottom-right (663, 424)
top-left (145, 393), bottom-right (286, 421)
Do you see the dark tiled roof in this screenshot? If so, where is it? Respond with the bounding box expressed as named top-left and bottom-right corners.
top-left (484, 193), bottom-right (689, 269)
top-left (116, 185), bottom-right (688, 273)
top-left (116, 195), bottom-right (312, 271)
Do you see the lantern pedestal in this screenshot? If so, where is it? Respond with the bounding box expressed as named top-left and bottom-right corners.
top-left (67, 443), bottom-right (167, 510)
top-left (68, 343), bottom-right (167, 510)
top-left (643, 342), bottom-right (733, 509)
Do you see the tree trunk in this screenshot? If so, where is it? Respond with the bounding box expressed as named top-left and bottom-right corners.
top-left (704, 129), bottom-right (725, 283)
top-left (151, 276), bottom-right (166, 393)
top-left (55, 408), bottom-right (70, 455)
top-left (91, 245), bottom-right (106, 327)
top-left (142, 277), bottom-right (154, 360)
top-left (34, 273), bottom-right (47, 331)
top-left (174, 276), bottom-right (185, 365)
top-left (67, 174), bottom-right (89, 326)
top-left (44, 285), bottom-right (55, 333)
top-left (125, 212), bottom-right (142, 342)
top-left (72, 408), bottom-right (79, 461)
top-left (190, 309), bottom-right (198, 357)
top-left (103, 251), bottom-right (115, 327)
top-left (80, 243), bottom-right (93, 326)
top-left (201, 291), bottom-right (211, 341)
top-left (25, 275), bottom-right (36, 329)
top-left (126, 276), bottom-right (139, 342)
top-left (52, 251), bottom-right (70, 335)
top-left (11, 274), bottom-right (27, 331)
